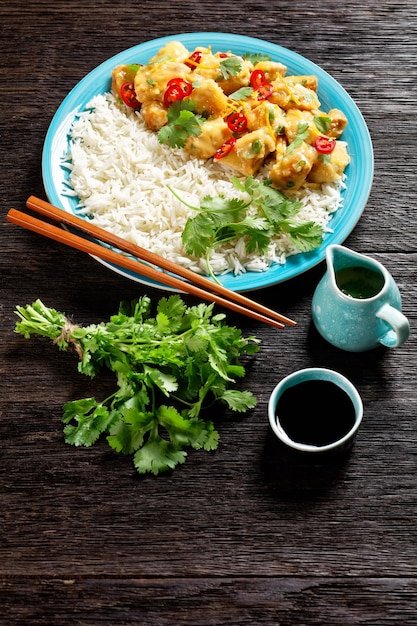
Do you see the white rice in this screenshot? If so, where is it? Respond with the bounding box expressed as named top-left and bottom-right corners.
top-left (63, 92), bottom-right (345, 276)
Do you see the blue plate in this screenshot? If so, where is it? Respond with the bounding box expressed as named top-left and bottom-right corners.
top-left (42, 32), bottom-right (373, 292)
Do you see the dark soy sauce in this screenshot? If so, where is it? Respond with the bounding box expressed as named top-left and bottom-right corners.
top-left (335, 265), bottom-right (385, 299)
top-left (276, 380), bottom-right (356, 447)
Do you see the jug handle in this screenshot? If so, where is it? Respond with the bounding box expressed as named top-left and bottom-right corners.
top-left (376, 303), bottom-right (410, 348)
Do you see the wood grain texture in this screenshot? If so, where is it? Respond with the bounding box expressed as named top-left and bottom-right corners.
top-left (1, 0), bottom-right (416, 623)
top-left (1, 577), bottom-right (416, 625)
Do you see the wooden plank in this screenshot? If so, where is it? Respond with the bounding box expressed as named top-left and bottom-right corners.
top-left (0, 0), bottom-right (416, 621)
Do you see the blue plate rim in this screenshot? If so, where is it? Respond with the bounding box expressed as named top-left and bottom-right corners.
top-left (42, 32), bottom-right (374, 292)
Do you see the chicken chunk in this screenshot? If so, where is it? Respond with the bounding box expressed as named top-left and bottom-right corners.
top-left (242, 101), bottom-right (286, 136)
top-left (185, 118), bottom-right (232, 159)
top-left (190, 51), bottom-right (253, 95)
top-left (141, 100), bottom-right (168, 131)
top-left (285, 75), bottom-right (318, 92)
top-left (253, 60), bottom-right (287, 83)
top-left (268, 79), bottom-right (292, 109)
top-left (280, 82), bottom-right (321, 111)
top-left (189, 78), bottom-right (229, 118)
top-left (219, 129), bottom-right (276, 177)
top-left (215, 55), bottom-right (253, 95)
top-left (269, 141), bottom-right (317, 190)
top-left (134, 61), bottom-right (192, 105)
top-left (187, 48), bottom-right (221, 80)
top-left (111, 64), bottom-right (141, 98)
top-left (284, 109), bottom-right (321, 145)
top-left (326, 108), bottom-right (349, 138)
top-left (148, 40), bottom-right (190, 65)
top-left (265, 103), bottom-right (287, 136)
top-left (307, 141), bottom-right (350, 184)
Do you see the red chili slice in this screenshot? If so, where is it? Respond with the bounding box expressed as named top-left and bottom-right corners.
top-left (164, 84), bottom-right (183, 107)
top-left (227, 112), bottom-right (248, 133)
top-left (120, 82), bottom-right (141, 109)
top-left (314, 135), bottom-right (336, 154)
top-left (218, 52), bottom-right (230, 58)
top-left (214, 137), bottom-right (237, 160)
top-left (257, 83), bottom-right (273, 101)
top-left (166, 78), bottom-right (193, 96)
top-left (185, 50), bottom-right (202, 69)
top-left (250, 69), bottom-right (266, 90)
top-left (163, 79), bottom-right (192, 107)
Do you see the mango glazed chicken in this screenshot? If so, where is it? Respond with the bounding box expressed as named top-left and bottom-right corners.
top-left (111, 40), bottom-right (350, 192)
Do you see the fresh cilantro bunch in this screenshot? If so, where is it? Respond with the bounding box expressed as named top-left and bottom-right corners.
top-left (15, 296), bottom-right (259, 475)
top-left (171, 176), bottom-right (324, 278)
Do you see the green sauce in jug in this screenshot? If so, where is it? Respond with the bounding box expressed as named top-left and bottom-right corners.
top-left (335, 266), bottom-right (385, 299)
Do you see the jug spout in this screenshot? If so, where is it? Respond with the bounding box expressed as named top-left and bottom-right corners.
top-left (325, 244), bottom-right (365, 275)
top-left (325, 244), bottom-right (388, 301)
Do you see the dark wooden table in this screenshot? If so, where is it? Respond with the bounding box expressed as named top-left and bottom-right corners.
top-left (1, 1), bottom-right (416, 623)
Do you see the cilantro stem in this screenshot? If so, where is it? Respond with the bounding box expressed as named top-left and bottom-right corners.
top-left (168, 185), bottom-right (252, 214)
top-left (167, 185), bottom-right (199, 211)
top-left (205, 249), bottom-right (222, 286)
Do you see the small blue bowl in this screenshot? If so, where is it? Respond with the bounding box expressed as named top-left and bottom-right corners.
top-left (268, 367), bottom-right (363, 453)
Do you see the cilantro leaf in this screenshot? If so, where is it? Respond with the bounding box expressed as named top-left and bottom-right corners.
top-left (157, 99), bottom-right (204, 148)
top-left (156, 295), bottom-right (187, 323)
top-left (314, 115), bottom-right (331, 134)
top-left (62, 398), bottom-right (114, 447)
top-left (285, 122), bottom-right (310, 154)
top-left (176, 172), bottom-right (325, 274)
top-left (240, 220), bottom-right (272, 254)
top-left (218, 57), bottom-right (242, 80)
top-left (144, 365), bottom-right (178, 396)
top-left (221, 389), bottom-right (257, 412)
top-left (280, 219), bottom-right (324, 251)
top-left (251, 179), bottom-right (303, 223)
top-left (200, 194), bottom-right (248, 217)
top-left (157, 405), bottom-right (215, 450)
top-left (107, 407), bottom-right (153, 454)
top-left (229, 86), bottom-right (254, 101)
top-left (242, 52), bottom-right (271, 64)
top-left (127, 64), bottom-right (141, 73)
top-left (182, 212), bottom-right (217, 257)
top-left (134, 437), bottom-right (187, 476)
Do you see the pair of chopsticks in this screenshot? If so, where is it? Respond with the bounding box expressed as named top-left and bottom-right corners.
top-left (7, 196), bottom-right (296, 330)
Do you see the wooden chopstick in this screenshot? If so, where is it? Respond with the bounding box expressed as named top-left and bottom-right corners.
top-left (8, 208), bottom-right (285, 329)
top-left (25, 196), bottom-right (295, 327)
top-left (7, 197), bottom-right (296, 329)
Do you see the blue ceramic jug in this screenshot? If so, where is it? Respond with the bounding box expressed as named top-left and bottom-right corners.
top-left (312, 245), bottom-right (410, 352)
